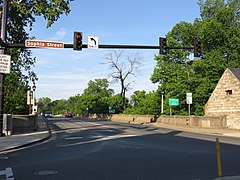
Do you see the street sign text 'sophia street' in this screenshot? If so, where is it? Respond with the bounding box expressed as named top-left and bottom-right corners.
top-left (25, 40), bottom-right (64, 48)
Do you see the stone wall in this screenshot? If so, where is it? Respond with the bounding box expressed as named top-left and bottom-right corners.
top-left (225, 112), bottom-right (240, 129)
top-left (157, 115), bottom-right (226, 128)
top-left (93, 114), bottom-right (227, 128)
top-left (92, 114), bottom-right (155, 124)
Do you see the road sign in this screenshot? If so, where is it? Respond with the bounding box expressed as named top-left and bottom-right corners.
top-left (109, 106), bottom-right (115, 113)
top-left (169, 98), bottom-right (179, 106)
top-left (109, 109), bottom-right (115, 113)
top-left (0, 54), bottom-right (11, 74)
top-left (25, 40), bottom-right (64, 48)
top-left (88, 36), bottom-right (99, 49)
top-left (186, 93), bottom-right (192, 104)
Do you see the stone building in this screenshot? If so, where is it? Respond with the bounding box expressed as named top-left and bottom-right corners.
top-left (205, 68), bottom-right (240, 129)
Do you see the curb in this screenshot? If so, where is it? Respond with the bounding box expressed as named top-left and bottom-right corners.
top-left (0, 118), bottom-right (52, 152)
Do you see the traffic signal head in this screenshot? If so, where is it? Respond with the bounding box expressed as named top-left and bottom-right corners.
top-left (159, 37), bottom-right (167, 55)
top-left (73, 32), bottom-right (82, 51)
top-left (194, 41), bottom-right (201, 57)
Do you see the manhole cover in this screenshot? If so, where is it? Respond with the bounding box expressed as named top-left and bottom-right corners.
top-left (34, 170), bottom-right (58, 176)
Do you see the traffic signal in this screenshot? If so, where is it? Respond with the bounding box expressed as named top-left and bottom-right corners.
top-left (159, 37), bottom-right (167, 55)
top-left (194, 41), bottom-right (201, 57)
top-left (73, 32), bottom-right (82, 51)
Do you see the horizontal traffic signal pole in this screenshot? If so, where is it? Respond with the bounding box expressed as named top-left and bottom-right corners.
top-left (7, 43), bottom-right (194, 50)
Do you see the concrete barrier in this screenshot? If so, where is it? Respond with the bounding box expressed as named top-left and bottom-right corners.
top-left (12, 114), bottom-right (38, 133)
top-left (157, 115), bottom-right (227, 128)
top-left (91, 114), bottom-right (154, 124)
top-left (92, 114), bottom-right (227, 129)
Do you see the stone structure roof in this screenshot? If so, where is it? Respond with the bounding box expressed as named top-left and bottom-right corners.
top-left (228, 68), bottom-right (240, 80)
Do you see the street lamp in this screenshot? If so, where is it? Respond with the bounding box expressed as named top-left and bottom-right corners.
top-left (86, 108), bottom-right (89, 117)
top-left (29, 90), bottom-right (33, 114)
top-left (32, 84), bottom-right (36, 91)
top-left (161, 91), bottom-right (164, 114)
top-left (32, 83), bottom-right (36, 114)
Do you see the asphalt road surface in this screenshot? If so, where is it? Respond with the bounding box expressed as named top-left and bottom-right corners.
top-left (1, 117), bottom-right (240, 180)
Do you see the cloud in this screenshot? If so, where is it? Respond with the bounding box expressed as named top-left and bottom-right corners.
top-left (48, 28), bottom-right (67, 41)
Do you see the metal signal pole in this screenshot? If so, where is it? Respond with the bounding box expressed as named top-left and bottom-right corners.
top-left (0, 0), bottom-right (8, 136)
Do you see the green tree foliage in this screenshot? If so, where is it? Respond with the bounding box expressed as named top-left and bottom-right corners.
top-left (151, 0), bottom-right (240, 115)
top-left (46, 78), bottom-right (130, 115)
top-left (124, 90), bottom-right (160, 115)
top-left (108, 94), bottom-right (124, 113)
top-left (1, 0), bottom-right (72, 114)
top-left (37, 97), bottom-right (53, 114)
top-left (82, 79), bottom-right (114, 114)
top-left (51, 99), bottom-right (68, 115)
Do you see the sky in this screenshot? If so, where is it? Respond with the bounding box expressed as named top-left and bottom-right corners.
top-left (29, 0), bottom-right (201, 101)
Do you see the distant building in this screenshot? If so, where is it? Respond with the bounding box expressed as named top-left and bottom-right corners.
top-left (205, 68), bottom-right (240, 129)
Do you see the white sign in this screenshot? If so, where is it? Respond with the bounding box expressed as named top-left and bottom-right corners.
top-left (0, 54), bottom-right (11, 74)
top-left (88, 36), bottom-right (99, 49)
top-left (186, 93), bottom-right (192, 104)
top-left (27, 90), bottom-right (34, 105)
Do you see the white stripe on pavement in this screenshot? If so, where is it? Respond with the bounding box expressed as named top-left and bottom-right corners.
top-left (65, 137), bottom-right (83, 140)
top-left (0, 167), bottom-right (14, 180)
top-left (60, 134), bottom-right (137, 147)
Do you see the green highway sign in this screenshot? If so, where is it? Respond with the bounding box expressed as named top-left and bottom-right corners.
top-left (169, 98), bottom-right (179, 106)
top-left (109, 109), bottom-right (115, 113)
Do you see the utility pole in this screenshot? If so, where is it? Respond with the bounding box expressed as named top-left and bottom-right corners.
top-left (0, 0), bottom-right (8, 136)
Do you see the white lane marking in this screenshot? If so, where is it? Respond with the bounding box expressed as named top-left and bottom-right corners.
top-left (0, 167), bottom-right (14, 180)
top-left (0, 153), bottom-right (8, 160)
top-left (60, 134), bottom-right (137, 147)
top-left (97, 129), bottom-right (115, 132)
top-left (91, 135), bottom-right (103, 138)
top-left (65, 137), bottom-right (83, 140)
top-left (155, 130), bottom-right (168, 133)
top-left (65, 135), bottom-right (103, 140)
top-left (0, 156), bottom-right (8, 160)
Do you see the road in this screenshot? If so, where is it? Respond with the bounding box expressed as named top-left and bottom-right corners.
top-left (1, 117), bottom-right (240, 180)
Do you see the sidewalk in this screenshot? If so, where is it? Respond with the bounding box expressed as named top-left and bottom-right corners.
top-left (0, 116), bottom-right (51, 152)
top-left (151, 122), bottom-right (240, 138)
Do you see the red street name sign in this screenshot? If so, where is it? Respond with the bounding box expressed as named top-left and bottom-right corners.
top-left (25, 40), bottom-right (64, 48)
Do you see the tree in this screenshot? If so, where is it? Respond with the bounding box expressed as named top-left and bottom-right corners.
top-left (108, 94), bottom-right (124, 113)
top-left (124, 90), bottom-right (160, 115)
top-left (52, 99), bottom-right (68, 115)
top-left (37, 97), bottom-right (53, 114)
top-left (103, 50), bottom-right (142, 110)
top-left (151, 0), bottom-right (240, 115)
top-left (1, 0), bottom-right (72, 114)
top-left (82, 79), bottom-right (114, 114)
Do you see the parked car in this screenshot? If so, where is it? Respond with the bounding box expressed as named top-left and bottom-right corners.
top-left (45, 111), bottom-right (52, 118)
top-left (64, 112), bottom-right (73, 118)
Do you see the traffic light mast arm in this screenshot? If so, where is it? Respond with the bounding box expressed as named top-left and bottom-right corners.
top-left (6, 43), bottom-right (194, 50)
